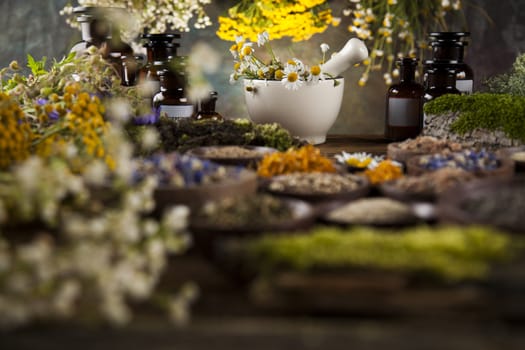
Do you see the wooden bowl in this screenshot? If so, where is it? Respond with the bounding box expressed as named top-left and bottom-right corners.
top-left (405, 153), bottom-right (515, 178)
top-left (185, 145), bottom-right (277, 168)
top-left (387, 138), bottom-right (463, 164)
top-left (263, 173), bottom-right (370, 204)
top-left (154, 167), bottom-right (258, 212)
top-left (437, 176), bottom-right (525, 233)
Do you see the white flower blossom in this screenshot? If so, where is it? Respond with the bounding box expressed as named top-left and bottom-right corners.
top-left (257, 31), bottom-right (270, 47)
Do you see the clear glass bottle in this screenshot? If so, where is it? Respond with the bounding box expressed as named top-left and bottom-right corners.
top-left (424, 64), bottom-right (461, 103)
top-left (70, 7), bottom-right (110, 55)
top-left (153, 69), bottom-right (194, 119)
top-left (428, 32), bottom-right (474, 94)
top-left (385, 58), bottom-right (425, 141)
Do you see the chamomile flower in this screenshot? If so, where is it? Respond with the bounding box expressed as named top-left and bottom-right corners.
top-left (335, 152), bottom-right (384, 170)
top-left (240, 42), bottom-right (254, 58)
top-left (229, 72), bottom-right (238, 84)
top-left (307, 65), bottom-right (325, 84)
top-left (282, 65), bottom-right (304, 91)
top-left (257, 31), bottom-right (270, 47)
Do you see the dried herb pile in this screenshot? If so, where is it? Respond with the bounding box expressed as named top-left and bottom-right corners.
top-left (127, 118), bottom-right (304, 154)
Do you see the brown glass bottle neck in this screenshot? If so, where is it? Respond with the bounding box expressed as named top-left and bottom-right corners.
top-left (432, 45), bottom-right (465, 62)
top-left (399, 65), bottom-right (416, 83)
top-left (427, 71), bottom-right (456, 88)
top-left (146, 46), bottom-right (177, 63)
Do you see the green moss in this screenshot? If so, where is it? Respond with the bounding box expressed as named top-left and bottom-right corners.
top-left (423, 93), bottom-right (525, 142)
top-left (237, 226), bottom-right (521, 281)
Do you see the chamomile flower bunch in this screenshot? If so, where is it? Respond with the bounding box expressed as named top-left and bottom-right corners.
top-left (344, 0), bottom-right (465, 86)
top-left (229, 31), bottom-right (337, 91)
top-left (61, 0), bottom-right (212, 40)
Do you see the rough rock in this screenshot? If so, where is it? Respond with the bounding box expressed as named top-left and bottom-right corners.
top-left (423, 112), bottom-right (524, 149)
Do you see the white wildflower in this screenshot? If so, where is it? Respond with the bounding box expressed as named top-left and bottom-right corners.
top-left (107, 98), bottom-right (132, 124)
top-left (162, 205), bottom-right (189, 232)
top-left (257, 31), bottom-right (270, 47)
top-left (83, 159), bottom-right (108, 186)
top-left (140, 127), bottom-right (159, 151)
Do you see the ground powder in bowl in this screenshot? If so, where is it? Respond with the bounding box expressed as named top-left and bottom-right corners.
top-left (326, 197), bottom-right (417, 226)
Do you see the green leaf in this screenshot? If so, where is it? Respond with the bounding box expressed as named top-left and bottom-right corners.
top-left (27, 54), bottom-right (48, 76)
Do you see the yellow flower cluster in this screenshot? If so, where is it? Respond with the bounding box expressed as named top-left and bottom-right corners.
top-left (257, 144), bottom-right (336, 177)
top-left (217, 0), bottom-right (335, 42)
top-left (0, 92), bottom-right (33, 169)
top-left (363, 160), bottom-right (403, 184)
top-left (344, 0), bottom-right (464, 86)
top-left (34, 83), bottom-right (114, 170)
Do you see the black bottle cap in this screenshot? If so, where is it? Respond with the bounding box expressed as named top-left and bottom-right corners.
top-left (397, 57), bottom-right (418, 66)
top-left (428, 32), bottom-right (470, 41)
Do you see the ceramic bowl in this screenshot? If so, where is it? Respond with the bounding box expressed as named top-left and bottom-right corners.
top-left (243, 78), bottom-right (344, 145)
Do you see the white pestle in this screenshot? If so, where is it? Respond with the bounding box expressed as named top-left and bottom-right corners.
top-left (321, 38), bottom-right (369, 77)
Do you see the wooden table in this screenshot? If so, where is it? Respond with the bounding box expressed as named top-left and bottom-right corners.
top-left (318, 134), bottom-right (389, 158)
top-left (3, 136), bottom-right (525, 350)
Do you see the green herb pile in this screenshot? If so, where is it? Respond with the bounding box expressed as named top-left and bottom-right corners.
top-left (237, 226), bottom-right (520, 281)
top-left (127, 117), bottom-right (305, 154)
top-left (423, 93), bottom-right (525, 142)
top-left (485, 53), bottom-right (525, 96)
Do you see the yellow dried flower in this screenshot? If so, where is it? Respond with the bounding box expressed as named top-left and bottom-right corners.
top-left (0, 92), bottom-right (33, 169)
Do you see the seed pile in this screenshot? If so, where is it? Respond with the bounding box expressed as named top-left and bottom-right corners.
top-left (395, 136), bottom-right (463, 153)
top-left (194, 194), bottom-right (294, 227)
top-left (387, 168), bottom-right (476, 196)
top-left (326, 197), bottom-right (417, 225)
top-left (268, 172), bottom-right (365, 195)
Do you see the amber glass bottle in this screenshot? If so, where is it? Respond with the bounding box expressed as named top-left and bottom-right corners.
top-left (428, 32), bottom-right (474, 94)
top-left (385, 58), bottom-right (424, 141)
top-left (193, 91), bottom-right (223, 121)
top-left (153, 69), bottom-right (194, 119)
top-left (424, 64), bottom-right (461, 103)
top-left (139, 34), bottom-right (180, 91)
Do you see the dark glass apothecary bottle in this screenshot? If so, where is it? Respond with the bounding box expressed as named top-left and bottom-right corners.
top-left (385, 58), bottom-right (425, 141)
top-left (153, 69), bottom-right (194, 119)
top-left (428, 32), bottom-right (474, 94)
top-left (139, 34), bottom-right (181, 90)
top-left (193, 91), bottom-right (223, 121)
top-left (70, 6), bottom-right (133, 85)
top-left (424, 64), bottom-right (461, 103)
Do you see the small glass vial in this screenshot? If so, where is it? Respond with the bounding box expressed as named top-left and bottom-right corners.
top-left (428, 32), bottom-right (474, 94)
top-left (385, 58), bottom-right (425, 141)
top-left (193, 91), bottom-right (223, 121)
top-left (424, 65), bottom-right (461, 103)
top-left (153, 69), bottom-right (194, 119)
top-left (120, 55), bottom-right (140, 86)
